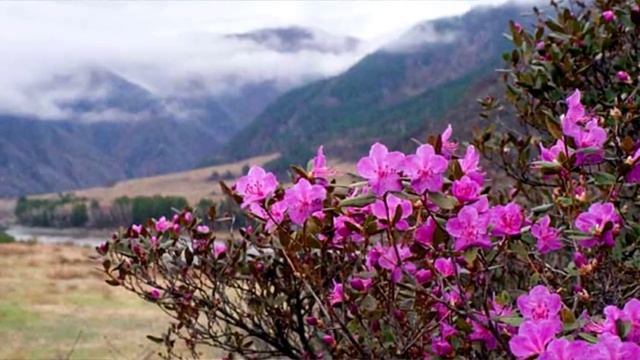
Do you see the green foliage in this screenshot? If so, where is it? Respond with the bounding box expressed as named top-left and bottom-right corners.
top-left (113, 195), bottom-right (188, 225)
top-left (0, 231), bottom-right (15, 244)
top-left (14, 194), bottom-right (87, 228)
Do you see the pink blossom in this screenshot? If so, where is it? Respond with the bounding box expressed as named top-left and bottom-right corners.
top-left (623, 298), bottom-right (640, 343)
top-left (517, 285), bottom-right (563, 323)
top-left (459, 145), bottom-right (485, 185)
top-left (446, 205), bottom-right (491, 251)
top-left (371, 194), bottom-right (412, 229)
top-left (329, 280), bottom-right (345, 306)
top-left (356, 142), bottom-right (405, 195)
top-left (310, 145), bottom-right (335, 181)
top-left (617, 71), bottom-right (631, 83)
top-left (154, 216), bottom-right (172, 233)
top-left (333, 215), bottom-right (363, 244)
top-left (561, 90), bottom-right (606, 164)
top-left (469, 315), bottom-right (498, 350)
top-left (132, 224), bottom-right (143, 235)
top-left (284, 178), bottom-right (327, 225)
top-left (602, 10), bottom-right (616, 22)
top-left (587, 333), bottom-right (640, 359)
top-left (196, 225), bottom-right (210, 234)
top-left (350, 277), bottom-right (373, 292)
top-left (150, 288), bottom-right (162, 300)
top-left (322, 334), bottom-right (336, 347)
top-left (235, 166), bottom-right (278, 208)
top-left (213, 241), bottom-right (227, 259)
top-left (491, 202), bottom-right (525, 236)
top-left (434, 257), bottom-right (455, 278)
top-left (601, 305), bottom-right (628, 337)
top-left (431, 337), bottom-right (453, 357)
top-left (377, 245), bottom-right (415, 283)
top-left (509, 320), bottom-right (561, 359)
top-left (403, 144), bottom-right (448, 194)
top-left (539, 140), bottom-right (570, 162)
top-left (415, 269), bottom-right (433, 284)
top-left (539, 338), bottom-right (590, 360)
top-left (150, 236), bottom-right (159, 248)
top-left (625, 148), bottom-right (640, 183)
top-left (415, 217), bottom-right (436, 247)
top-left (531, 215), bottom-right (563, 254)
top-left (184, 211), bottom-right (193, 223)
top-left (575, 202), bottom-right (621, 247)
top-left (440, 124), bottom-right (458, 158)
top-left (249, 201), bottom-right (288, 232)
top-left (452, 175), bottom-right (481, 202)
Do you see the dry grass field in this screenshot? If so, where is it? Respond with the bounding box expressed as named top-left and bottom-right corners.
top-left (0, 243), bottom-right (222, 360)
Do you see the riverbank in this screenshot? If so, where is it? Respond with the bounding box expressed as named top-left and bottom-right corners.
top-left (0, 242), bottom-right (222, 359)
top-left (4, 225), bottom-right (112, 246)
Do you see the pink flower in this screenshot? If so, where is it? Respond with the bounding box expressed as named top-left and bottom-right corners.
top-left (196, 225), bottom-right (210, 234)
top-left (154, 216), bottom-right (172, 233)
top-left (561, 90), bottom-right (606, 164)
top-left (132, 224), bottom-right (143, 235)
top-left (377, 245), bottom-right (415, 283)
top-left (371, 194), bottom-right (412, 229)
top-left (249, 201), bottom-right (288, 232)
top-left (587, 333), bottom-right (640, 359)
top-left (284, 178), bottom-right (326, 225)
top-left (322, 334), bottom-right (336, 347)
top-left (491, 202), bottom-right (525, 236)
top-left (431, 337), bottom-right (453, 357)
top-left (404, 144), bottom-right (448, 194)
top-left (617, 71), bottom-right (631, 83)
top-left (517, 285), bottom-right (563, 323)
top-left (329, 280), bottom-right (345, 306)
top-left (602, 10), bottom-right (616, 22)
top-left (440, 124), bottom-right (458, 158)
top-left (184, 211), bottom-right (193, 223)
top-left (213, 241), bottom-right (227, 259)
top-left (446, 205), bottom-right (491, 251)
top-left (434, 257), bottom-right (455, 278)
top-left (310, 145), bottom-right (335, 181)
top-left (350, 277), bottom-right (373, 292)
top-left (459, 145), bottom-right (485, 185)
top-left (415, 269), bottom-right (433, 284)
top-left (415, 217), bottom-right (436, 247)
top-left (575, 202), bottom-right (621, 247)
top-left (452, 175), bottom-right (481, 202)
top-left (625, 148), bottom-right (640, 183)
top-left (531, 215), bottom-right (563, 254)
top-left (469, 315), bottom-right (498, 350)
top-left (333, 215), bottom-right (363, 244)
top-left (509, 320), bottom-right (561, 359)
top-left (539, 338), bottom-right (589, 360)
top-left (539, 140), bottom-right (570, 162)
top-left (356, 142), bottom-right (405, 196)
top-left (149, 288), bottom-right (162, 300)
top-left (623, 298), bottom-right (640, 343)
top-left (235, 166), bottom-right (278, 208)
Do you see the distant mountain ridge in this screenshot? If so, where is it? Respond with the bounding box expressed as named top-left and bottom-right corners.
top-left (218, 4), bottom-right (524, 170)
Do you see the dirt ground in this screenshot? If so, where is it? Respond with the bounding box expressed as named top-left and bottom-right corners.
top-left (0, 243), bottom-right (222, 360)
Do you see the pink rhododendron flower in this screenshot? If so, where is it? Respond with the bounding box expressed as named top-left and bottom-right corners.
top-left (587, 333), bottom-right (640, 359)
top-left (329, 280), bottom-right (345, 306)
top-left (539, 140), bottom-right (570, 162)
top-left (601, 305), bottom-right (628, 337)
top-left (575, 202), bottom-right (621, 247)
top-left (371, 194), bottom-right (412, 229)
top-left (377, 245), bottom-right (415, 283)
top-left (235, 166), bottom-right (278, 208)
top-left (434, 257), bottom-right (455, 278)
top-left (509, 320), bottom-right (561, 359)
top-left (440, 124), bottom-right (458, 158)
top-left (517, 285), bottom-right (563, 323)
top-left (459, 145), bottom-right (485, 185)
top-left (446, 205), bottom-right (491, 251)
top-left (602, 10), bottom-right (616, 22)
top-left (415, 217), bottom-right (436, 247)
top-left (415, 269), bottom-right (433, 284)
top-left (150, 287), bottom-right (162, 300)
top-left (560, 90), bottom-right (606, 164)
top-left (539, 338), bottom-right (589, 360)
top-left (452, 175), bottom-right (481, 202)
top-left (616, 71), bottom-right (631, 83)
top-left (350, 277), bottom-right (373, 292)
top-left (310, 145), bottom-right (335, 181)
top-left (625, 148), bottom-right (640, 183)
top-left (333, 215), bottom-right (363, 244)
top-left (183, 211), bottom-right (193, 223)
top-left (531, 215), bottom-right (563, 254)
top-left (431, 337), bottom-right (453, 357)
top-left (573, 252), bottom-right (588, 268)
top-left (284, 178), bottom-right (326, 225)
top-left (491, 202), bottom-right (525, 236)
top-left (356, 142), bottom-right (405, 195)
top-left (249, 200), bottom-right (288, 232)
top-left (623, 299), bottom-right (640, 343)
top-left (322, 334), bottom-right (336, 347)
top-left (403, 144), bottom-right (448, 193)
top-left (196, 225), bottom-right (210, 234)
top-left (213, 241), bottom-right (227, 259)
top-left (155, 216), bottom-right (172, 233)
top-left (469, 314), bottom-right (498, 350)
top-left (132, 224), bottom-right (142, 235)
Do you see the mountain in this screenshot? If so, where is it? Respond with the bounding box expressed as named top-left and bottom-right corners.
top-left (220, 5), bottom-right (523, 170)
top-left (227, 26), bottom-right (360, 54)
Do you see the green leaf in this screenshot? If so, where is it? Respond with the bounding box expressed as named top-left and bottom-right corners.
top-left (497, 316), bottom-right (523, 327)
top-left (545, 117), bottom-right (564, 139)
top-left (428, 192), bottom-right (458, 210)
top-left (592, 172), bottom-right (617, 186)
top-left (531, 203), bottom-right (554, 214)
top-left (578, 332), bottom-right (598, 343)
top-left (338, 194), bottom-right (376, 208)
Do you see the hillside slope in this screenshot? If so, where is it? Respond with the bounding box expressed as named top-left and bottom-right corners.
top-left (220, 5), bottom-right (523, 169)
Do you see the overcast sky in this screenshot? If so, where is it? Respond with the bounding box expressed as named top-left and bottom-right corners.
top-left (0, 1), bottom-right (510, 119)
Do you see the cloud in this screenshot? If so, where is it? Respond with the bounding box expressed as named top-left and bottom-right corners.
top-left (0, 1), bottom-right (510, 120)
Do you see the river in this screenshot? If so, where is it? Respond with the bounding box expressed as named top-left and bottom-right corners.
top-left (5, 225), bottom-right (112, 247)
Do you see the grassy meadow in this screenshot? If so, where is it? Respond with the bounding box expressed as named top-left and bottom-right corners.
top-left (0, 242), bottom-right (222, 359)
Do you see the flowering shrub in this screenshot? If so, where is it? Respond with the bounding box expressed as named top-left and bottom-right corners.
top-left (100, 1), bottom-right (640, 359)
